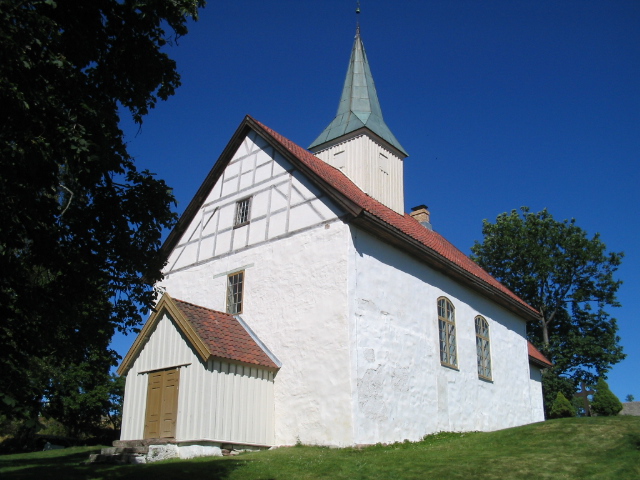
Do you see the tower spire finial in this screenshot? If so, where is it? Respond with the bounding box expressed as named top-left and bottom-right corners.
top-left (356, 1), bottom-right (360, 34)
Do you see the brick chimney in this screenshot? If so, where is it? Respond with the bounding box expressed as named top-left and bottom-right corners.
top-left (410, 205), bottom-right (432, 230)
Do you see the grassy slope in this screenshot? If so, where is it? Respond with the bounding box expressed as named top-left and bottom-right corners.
top-left (1, 417), bottom-right (638, 480)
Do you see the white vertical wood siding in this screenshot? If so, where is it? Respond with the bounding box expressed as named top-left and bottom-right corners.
top-left (314, 133), bottom-right (404, 214)
top-left (120, 312), bottom-right (275, 445)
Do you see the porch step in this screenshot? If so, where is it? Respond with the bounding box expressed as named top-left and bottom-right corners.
top-left (112, 438), bottom-right (174, 448)
top-left (101, 446), bottom-right (149, 455)
top-left (86, 441), bottom-right (156, 464)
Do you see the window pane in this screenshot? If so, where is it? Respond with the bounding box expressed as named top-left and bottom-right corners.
top-left (234, 197), bottom-right (251, 227)
top-left (226, 271), bottom-right (244, 314)
top-left (438, 298), bottom-right (457, 367)
top-left (475, 316), bottom-right (491, 379)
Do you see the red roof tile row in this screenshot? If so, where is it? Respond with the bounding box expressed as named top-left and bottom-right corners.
top-left (173, 298), bottom-right (278, 369)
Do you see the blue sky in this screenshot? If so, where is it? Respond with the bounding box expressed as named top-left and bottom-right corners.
top-left (116, 0), bottom-right (639, 401)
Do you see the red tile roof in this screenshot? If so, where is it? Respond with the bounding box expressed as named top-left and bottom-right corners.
top-left (528, 342), bottom-right (553, 368)
top-left (172, 298), bottom-right (278, 369)
top-left (251, 117), bottom-right (538, 317)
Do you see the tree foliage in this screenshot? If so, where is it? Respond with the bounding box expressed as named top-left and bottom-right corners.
top-left (549, 392), bottom-right (575, 419)
top-left (0, 0), bottom-right (204, 422)
top-left (470, 208), bottom-right (625, 405)
top-left (591, 379), bottom-right (623, 416)
top-left (44, 361), bottom-right (125, 438)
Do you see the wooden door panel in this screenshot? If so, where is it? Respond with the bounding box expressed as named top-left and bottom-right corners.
top-left (143, 372), bottom-right (163, 438)
top-left (160, 371), bottom-right (179, 438)
top-left (144, 368), bottom-right (180, 439)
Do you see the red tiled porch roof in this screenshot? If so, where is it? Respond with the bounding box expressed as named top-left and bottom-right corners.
top-left (117, 293), bottom-right (278, 375)
top-left (172, 298), bottom-right (278, 369)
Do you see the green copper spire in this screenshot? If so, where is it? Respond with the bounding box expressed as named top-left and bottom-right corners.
top-left (309, 30), bottom-right (407, 156)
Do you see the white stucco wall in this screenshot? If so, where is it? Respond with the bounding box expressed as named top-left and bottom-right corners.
top-left (120, 312), bottom-right (275, 445)
top-left (157, 130), bottom-right (355, 446)
top-left (528, 365), bottom-right (545, 421)
top-left (348, 228), bottom-right (543, 444)
top-left (160, 222), bottom-right (353, 446)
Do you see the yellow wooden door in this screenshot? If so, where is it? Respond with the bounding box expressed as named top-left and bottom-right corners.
top-left (160, 369), bottom-right (179, 438)
top-left (144, 368), bottom-right (179, 439)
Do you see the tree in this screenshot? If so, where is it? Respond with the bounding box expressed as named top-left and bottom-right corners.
top-left (625, 394), bottom-right (635, 402)
top-left (549, 392), bottom-right (575, 419)
top-left (591, 378), bottom-right (623, 416)
top-left (470, 208), bottom-right (625, 409)
top-left (0, 0), bottom-right (204, 422)
top-left (43, 359), bottom-right (125, 438)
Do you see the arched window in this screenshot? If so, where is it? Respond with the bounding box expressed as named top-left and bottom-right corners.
top-left (438, 297), bottom-right (457, 368)
top-left (475, 316), bottom-right (492, 380)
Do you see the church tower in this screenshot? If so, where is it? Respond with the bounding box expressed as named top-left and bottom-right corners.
top-left (309, 27), bottom-right (408, 214)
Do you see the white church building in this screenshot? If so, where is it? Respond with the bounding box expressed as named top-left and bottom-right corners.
top-left (118, 28), bottom-right (551, 451)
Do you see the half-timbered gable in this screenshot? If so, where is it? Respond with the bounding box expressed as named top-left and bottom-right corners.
top-left (165, 129), bottom-right (343, 275)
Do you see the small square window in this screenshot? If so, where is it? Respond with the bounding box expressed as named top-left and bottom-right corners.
top-left (234, 197), bottom-right (251, 227)
top-left (226, 271), bottom-right (244, 314)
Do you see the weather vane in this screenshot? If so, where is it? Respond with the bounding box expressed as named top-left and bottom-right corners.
top-left (356, 0), bottom-right (361, 33)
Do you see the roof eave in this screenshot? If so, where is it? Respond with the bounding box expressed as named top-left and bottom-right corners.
top-left (529, 356), bottom-right (553, 369)
top-left (246, 117), bottom-right (365, 218)
top-left (310, 125), bottom-right (408, 159)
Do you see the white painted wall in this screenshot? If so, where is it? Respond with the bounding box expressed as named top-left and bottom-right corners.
top-left (161, 222), bottom-right (354, 446)
top-left (347, 228), bottom-right (544, 444)
top-left (528, 366), bottom-right (545, 421)
top-left (120, 311), bottom-right (275, 445)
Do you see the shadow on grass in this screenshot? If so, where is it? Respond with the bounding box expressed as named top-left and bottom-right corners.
top-left (0, 449), bottom-right (99, 468)
top-left (1, 449), bottom-right (253, 480)
top-left (627, 433), bottom-right (640, 450)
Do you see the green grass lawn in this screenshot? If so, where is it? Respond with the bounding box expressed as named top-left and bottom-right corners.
top-left (2, 416), bottom-right (638, 480)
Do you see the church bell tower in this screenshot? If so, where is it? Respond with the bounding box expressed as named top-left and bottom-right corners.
top-left (309, 27), bottom-right (408, 214)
